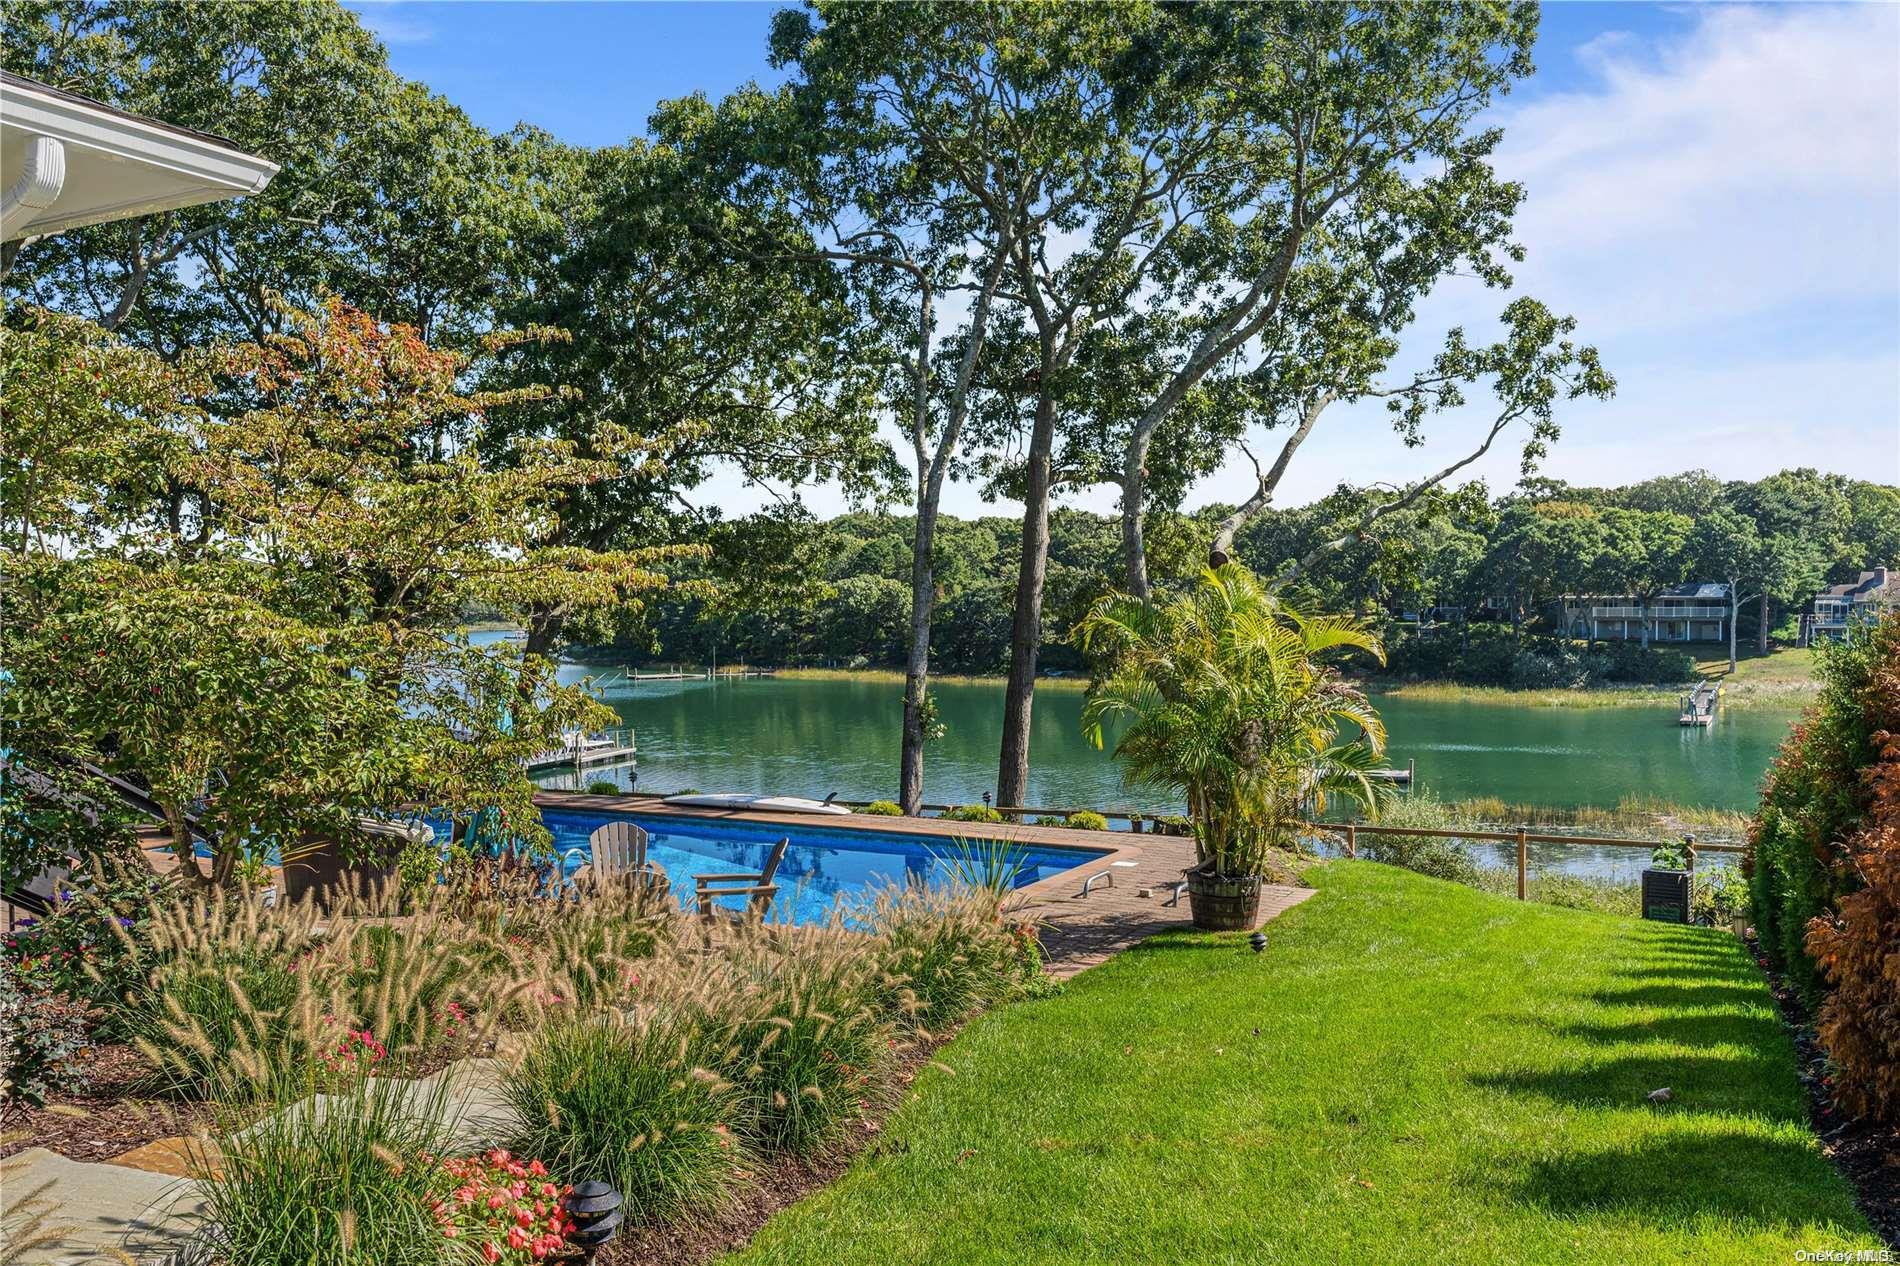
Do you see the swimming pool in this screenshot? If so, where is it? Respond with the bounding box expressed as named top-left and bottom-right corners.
top-left (540, 808), bottom-right (1108, 924)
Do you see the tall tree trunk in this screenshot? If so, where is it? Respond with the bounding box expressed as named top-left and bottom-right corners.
top-left (897, 282), bottom-right (939, 819)
top-left (996, 389), bottom-right (1057, 811)
top-left (1758, 591), bottom-right (1770, 655)
top-left (1640, 596), bottom-right (1650, 648)
top-left (893, 241), bottom-right (1009, 815)
top-left (1120, 468), bottom-right (1151, 601)
top-left (899, 506), bottom-right (937, 815)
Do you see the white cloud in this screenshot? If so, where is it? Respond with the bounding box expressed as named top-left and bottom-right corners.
top-left (347, 2), bottom-right (435, 46)
top-left (1490, 3), bottom-right (1900, 331)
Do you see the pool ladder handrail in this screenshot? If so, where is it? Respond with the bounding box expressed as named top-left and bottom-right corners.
top-left (1079, 868), bottom-right (1115, 898)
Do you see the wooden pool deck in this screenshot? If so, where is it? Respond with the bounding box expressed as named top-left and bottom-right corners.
top-left (535, 790), bottom-right (1313, 978)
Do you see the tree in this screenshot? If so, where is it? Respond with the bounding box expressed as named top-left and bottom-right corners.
top-left (750, 6), bottom-right (1047, 812)
top-left (1742, 470), bottom-right (1850, 650)
top-left (485, 123), bottom-right (897, 669)
top-left (1, 301), bottom-right (647, 884)
top-left (2, 0), bottom-right (391, 340)
top-left (1595, 509), bottom-right (1692, 648)
top-left (1692, 505), bottom-right (1763, 672)
top-left (1104, 3), bottom-right (1553, 596)
top-left (0, 306), bottom-right (182, 555)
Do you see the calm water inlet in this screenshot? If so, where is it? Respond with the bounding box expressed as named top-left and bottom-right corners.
top-left (516, 656), bottom-right (1799, 816)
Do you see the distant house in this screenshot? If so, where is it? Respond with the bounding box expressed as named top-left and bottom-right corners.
top-left (1554, 583), bottom-right (1731, 644)
top-left (1802, 567), bottom-right (1898, 644)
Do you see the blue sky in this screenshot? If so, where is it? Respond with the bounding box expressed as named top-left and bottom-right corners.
top-left (348, 1), bottom-right (1900, 517)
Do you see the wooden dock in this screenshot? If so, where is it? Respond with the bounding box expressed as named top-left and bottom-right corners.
top-left (588, 667), bottom-right (776, 685)
top-left (526, 725), bottom-right (638, 771)
top-left (1679, 680), bottom-right (1719, 726)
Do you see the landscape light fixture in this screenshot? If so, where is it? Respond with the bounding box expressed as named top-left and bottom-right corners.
top-left (561, 1181), bottom-right (624, 1262)
top-left (1249, 931), bottom-right (1267, 953)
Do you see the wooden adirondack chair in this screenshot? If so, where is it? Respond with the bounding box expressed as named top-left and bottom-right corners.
top-left (585, 820), bottom-right (665, 894)
top-left (693, 836), bottom-right (790, 924)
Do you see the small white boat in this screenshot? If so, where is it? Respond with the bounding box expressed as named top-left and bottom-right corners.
top-left (662, 793), bottom-right (851, 816)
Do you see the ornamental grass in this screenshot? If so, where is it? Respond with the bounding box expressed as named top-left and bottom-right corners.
top-left (857, 883), bottom-right (1043, 1038)
top-left (703, 923), bottom-right (896, 1156)
top-left (499, 1006), bottom-right (744, 1225)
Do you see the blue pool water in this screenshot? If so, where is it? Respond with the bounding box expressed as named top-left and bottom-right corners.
top-left (539, 809), bottom-right (1106, 924)
top-left (206, 808), bottom-right (1109, 924)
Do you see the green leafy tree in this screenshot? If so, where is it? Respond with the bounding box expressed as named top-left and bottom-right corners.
top-left (1692, 505), bottom-right (1763, 672)
top-left (2, 0), bottom-right (391, 340)
top-left (3, 301), bottom-right (631, 885)
top-left (0, 306), bottom-right (183, 555)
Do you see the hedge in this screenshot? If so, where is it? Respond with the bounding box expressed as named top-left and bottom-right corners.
top-left (1748, 616), bottom-right (1900, 1000)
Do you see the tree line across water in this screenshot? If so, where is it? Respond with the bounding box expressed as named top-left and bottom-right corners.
top-left (588, 466), bottom-right (1900, 684)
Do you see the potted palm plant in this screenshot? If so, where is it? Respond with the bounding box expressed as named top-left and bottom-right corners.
top-left (1077, 564), bottom-right (1391, 931)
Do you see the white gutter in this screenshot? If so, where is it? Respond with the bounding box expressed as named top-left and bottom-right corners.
top-left (1, 73), bottom-right (278, 241)
top-left (0, 133), bottom-right (64, 236)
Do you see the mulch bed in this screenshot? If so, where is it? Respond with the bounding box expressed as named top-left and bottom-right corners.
top-left (0, 1044), bottom-right (213, 1164)
top-left (599, 1031), bottom-right (953, 1266)
top-left (1747, 933), bottom-right (1900, 1249)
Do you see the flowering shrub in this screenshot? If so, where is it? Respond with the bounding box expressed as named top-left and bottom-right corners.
top-left (0, 865), bottom-right (175, 1036)
top-left (0, 969), bottom-right (89, 1104)
top-left (430, 1150), bottom-right (573, 1263)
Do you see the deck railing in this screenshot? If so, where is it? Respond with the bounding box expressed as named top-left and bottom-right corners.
top-left (1584, 604), bottom-right (1727, 620)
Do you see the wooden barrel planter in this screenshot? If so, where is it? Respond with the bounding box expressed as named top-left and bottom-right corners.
top-left (282, 817), bottom-right (433, 909)
top-left (1185, 868), bottom-right (1263, 932)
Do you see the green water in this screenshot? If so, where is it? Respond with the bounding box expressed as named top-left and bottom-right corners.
top-left (534, 664), bottom-right (1799, 818)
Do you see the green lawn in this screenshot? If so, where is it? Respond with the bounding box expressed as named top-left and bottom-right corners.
top-left (1696, 644), bottom-right (1818, 695)
top-left (726, 863), bottom-right (1876, 1265)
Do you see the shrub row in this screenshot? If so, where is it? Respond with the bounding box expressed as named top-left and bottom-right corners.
top-left (1798, 619), bottom-right (1900, 1125)
top-left (1749, 617), bottom-right (1900, 1000)
top-left (1384, 626), bottom-right (1696, 688)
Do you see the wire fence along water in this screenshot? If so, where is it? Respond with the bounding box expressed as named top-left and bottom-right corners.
top-left (733, 795), bottom-right (1746, 891)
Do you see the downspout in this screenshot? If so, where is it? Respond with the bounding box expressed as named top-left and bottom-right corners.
top-left (1, 134), bottom-right (66, 242)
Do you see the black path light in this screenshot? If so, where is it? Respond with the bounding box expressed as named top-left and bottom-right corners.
top-left (1249, 930), bottom-right (1267, 953)
top-left (562, 1181), bottom-right (624, 1263)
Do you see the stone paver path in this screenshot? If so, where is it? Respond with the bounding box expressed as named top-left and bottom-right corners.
top-left (3, 1147), bottom-right (206, 1266)
top-left (1009, 828), bottom-right (1315, 977)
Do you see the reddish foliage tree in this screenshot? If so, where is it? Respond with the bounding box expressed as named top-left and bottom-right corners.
top-left (1805, 635), bottom-right (1900, 1124)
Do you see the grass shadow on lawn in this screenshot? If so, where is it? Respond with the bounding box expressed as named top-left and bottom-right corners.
top-left (1555, 1010), bottom-right (1788, 1052)
top-left (1470, 1051), bottom-right (1799, 1120)
top-left (1587, 981), bottom-right (1771, 1010)
top-left (1502, 1131), bottom-right (1858, 1232)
